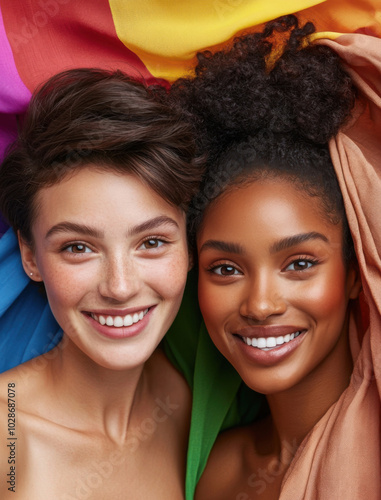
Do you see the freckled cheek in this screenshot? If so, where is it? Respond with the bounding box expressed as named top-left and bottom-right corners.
top-left (145, 252), bottom-right (189, 299)
top-left (41, 264), bottom-right (90, 308)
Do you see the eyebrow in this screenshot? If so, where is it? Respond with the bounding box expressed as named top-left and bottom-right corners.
top-left (199, 231), bottom-right (328, 256)
top-left (199, 240), bottom-right (245, 255)
top-left (270, 232), bottom-right (329, 254)
top-left (45, 216), bottom-right (179, 240)
top-left (46, 222), bottom-right (103, 239)
top-left (127, 216), bottom-right (179, 236)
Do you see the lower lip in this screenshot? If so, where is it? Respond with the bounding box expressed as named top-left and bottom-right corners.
top-left (235, 331), bottom-right (306, 366)
top-left (84, 308), bottom-right (154, 340)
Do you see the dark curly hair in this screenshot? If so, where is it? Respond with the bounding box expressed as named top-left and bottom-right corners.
top-left (168, 15), bottom-right (357, 262)
top-left (0, 68), bottom-right (204, 245)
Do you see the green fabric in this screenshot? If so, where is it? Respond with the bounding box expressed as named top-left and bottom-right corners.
top-left (165, 270), bottom-right (264, 499)
top-left (164, 269), bottom-right (201, 388)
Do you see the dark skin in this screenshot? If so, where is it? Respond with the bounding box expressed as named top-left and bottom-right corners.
top-left (195, 179), bottom-right (361, 500)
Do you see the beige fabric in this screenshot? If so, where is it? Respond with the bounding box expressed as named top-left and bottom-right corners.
top-left (281, 33), bottom-right (381, 499)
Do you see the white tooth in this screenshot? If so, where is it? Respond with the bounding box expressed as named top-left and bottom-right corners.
top-left (276, 336), bottom-right (284, 345)
top-left (266, 337), bottom-right (276, 348)
top-left (290, 333), bottom-right (295, 340)
top-left (284, 334), bottom-right (291, 343)
top-left (106, 316), bottom-right (114, 326)
top-left (252, 337), bottom-right (258, 347)
top-left (133, 313), bottom-right (139, 323)
top-left (99, 316), bottom-right (106, 325)
top-left (124, 315), bottom-right (133, 326)
top-left (114, 316), bottom-right (124, 327)
top-left (257, 338), bottom-right (266, 348)
top-left (138, 311), bottom-right (144, 320)
top-left (294, 331), bottom-right (300, 338)
top-left (144, 308), bottom-right (149, 315)
top-left (246, 337), bottom-right (252, 346)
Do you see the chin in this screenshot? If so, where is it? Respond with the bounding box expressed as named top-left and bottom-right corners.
top-left (235, 365), bottom-right (301, 396)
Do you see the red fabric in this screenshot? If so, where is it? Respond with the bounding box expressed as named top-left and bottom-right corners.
top-left (1, 0), bottom-right (163, 92)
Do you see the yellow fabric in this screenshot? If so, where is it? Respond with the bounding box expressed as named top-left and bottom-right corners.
top-left (299, 0), bottom-right (381, 36)
top-left (109, 0), bottom-right (324, 81)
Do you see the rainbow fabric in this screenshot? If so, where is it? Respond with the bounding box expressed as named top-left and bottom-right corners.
top-left (0, 3), bottom-right (380, 498)
top-left (1, 0), bottom-right (380, 172)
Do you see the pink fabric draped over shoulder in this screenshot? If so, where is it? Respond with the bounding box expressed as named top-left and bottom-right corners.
top-left (281, 33), bottom-right (381, 499)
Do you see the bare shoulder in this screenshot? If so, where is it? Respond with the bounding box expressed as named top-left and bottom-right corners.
top-left (195, 424), bottom-right (254, 500)
top-left (0, 357), bottom-right (46, 404)
top-left (196, 416), bottom-right (286, 500)
top-left (0, 364), bottom-right (29, 425)
top-left (0, 358), bottom-right (44, 429)
top-left (0, 363), bottom-right (31, 411)
top-left (0, 368), bottom-right (24, 497)
top-left (0, 357), bottom-right (50, 450)
top-left (147, 347), bottom-right (191, 419)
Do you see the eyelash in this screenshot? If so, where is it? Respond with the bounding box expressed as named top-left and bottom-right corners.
top-left (60, 236), bottom-right (170, 255)
top-left (206, 256), bottom-right (320, 277)
top-left (61, 242), bottom-right (93, 254)
top-left (207, 262), bottom-right (241, 276)
top-left (283, 257), bottom-right (320, 272)
top-left (139, 236), bottom-right (169, 250)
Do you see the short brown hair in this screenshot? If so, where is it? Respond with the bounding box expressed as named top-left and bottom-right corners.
top-left (0, 68), bottom-right (203, 244)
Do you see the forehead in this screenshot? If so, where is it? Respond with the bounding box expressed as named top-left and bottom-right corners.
top-left (198, 178), bottom-right (342, 246)
top-left (33, 166), bottom-right (185, 234)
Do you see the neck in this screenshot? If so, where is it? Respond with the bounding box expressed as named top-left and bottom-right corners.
top-left (44, 335), bottom-right (150, 443)
top-left (265, 326), bottom-right (353, 457)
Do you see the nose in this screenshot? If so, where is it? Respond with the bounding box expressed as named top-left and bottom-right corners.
top-left (239, 272), bottom-right (286, 322)
top-left (98, 254), bottom-right (141, 303)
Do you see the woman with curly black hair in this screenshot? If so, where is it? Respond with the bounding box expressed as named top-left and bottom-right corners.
top-left (170, 15), bottom-right (381, 499)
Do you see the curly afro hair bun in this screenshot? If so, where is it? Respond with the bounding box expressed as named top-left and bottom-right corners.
top-left (169, 15), bottom-right (358, 262)
top-left (170, 15), bottom-right (356, 161)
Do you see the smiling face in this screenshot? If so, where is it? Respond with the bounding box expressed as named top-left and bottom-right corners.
top-left (19, 166), bottom-right (189, 371)
top-left (197, 178), bottom-right (361, 395)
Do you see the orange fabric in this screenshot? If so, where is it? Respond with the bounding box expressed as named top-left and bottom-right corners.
top-left (281, 33), bottom-right (381, 499)
top-left (298, 0), bottom-right (381, 37)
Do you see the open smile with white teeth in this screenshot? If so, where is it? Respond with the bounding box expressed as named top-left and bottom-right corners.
top-left (90, 309), bottom-right (149, 328)
top-left (241, 331), bottom-right (303, 351)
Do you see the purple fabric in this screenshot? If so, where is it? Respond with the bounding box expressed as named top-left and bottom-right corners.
top-left (0, 5), bottom-right (31, 114)
top-left (0, 5), bottom-right (32, 234)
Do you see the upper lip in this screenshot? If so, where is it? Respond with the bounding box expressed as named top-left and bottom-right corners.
top-left (234, 325), bottom-right (306, 339)
top-left (84, 306), bottom-right (152, 316)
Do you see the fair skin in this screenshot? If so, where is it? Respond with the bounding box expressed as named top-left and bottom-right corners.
top-left (195, 178), bottom-right (361, 500)
top-left (0, 166), bottom-right (191, 499)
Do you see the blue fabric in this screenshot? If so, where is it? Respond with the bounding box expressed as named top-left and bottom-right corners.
top-left (0, 229), bottom-right (263, 500)
top-left (0, 228), bottom-right (61, 372)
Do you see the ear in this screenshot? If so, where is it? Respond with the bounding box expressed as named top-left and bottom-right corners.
top-left (17, 232), bottom-right (43, 282)
top-left (346, 260), bottom-right (362, 300)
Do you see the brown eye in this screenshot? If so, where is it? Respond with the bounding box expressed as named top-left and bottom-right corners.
top-left (66, 244), bottom-right (91, 254)
top-left (286, 260), bottom-right (314, 271)
top-left (142, 239), bottom-right (163, 249)
top-left (73, 244), bottom-right (85, 253)
top-left (212, 265), bottom-right (239, 276)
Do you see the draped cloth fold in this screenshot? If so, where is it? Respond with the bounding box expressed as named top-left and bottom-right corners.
top-left (281, 33), bottom-right (381, 499)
